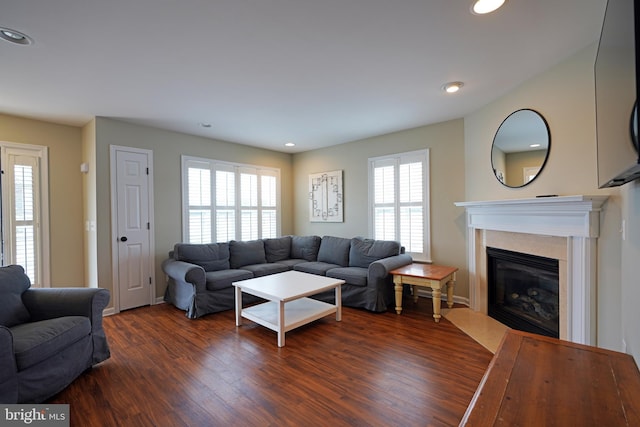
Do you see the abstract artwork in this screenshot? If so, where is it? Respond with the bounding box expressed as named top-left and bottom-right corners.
top-left (309, 170), bottom-right (343, 222)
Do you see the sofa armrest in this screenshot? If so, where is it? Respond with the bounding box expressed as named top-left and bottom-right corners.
top-left (162, 259), bottom-right (206, 293)
top-left (22, 288), bottom-right (111, 364)
top-left (22, 288), bottom-right (110, 322)
top-left (368, 254), bottom-right (413, 284)
top-left (0, 326), bottom-right (18, 403)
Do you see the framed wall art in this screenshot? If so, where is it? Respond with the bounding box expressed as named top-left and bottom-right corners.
top-left (309, 170), bottom-right (343, 222)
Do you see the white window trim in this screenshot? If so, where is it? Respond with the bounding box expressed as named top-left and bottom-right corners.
top-left (368, 149), bottom-right (431, 262)
top-left (181, 155), bottom-right (281, 243)
top-left (0, 141), bottom-right (50, 287)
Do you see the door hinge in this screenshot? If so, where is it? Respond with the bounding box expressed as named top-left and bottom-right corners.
top-left (146, 167), bottom-right (149, 175)
top-left (149, 277), bottom-right (152, 285)
top-left (147, 222), bottom-right (150, 230)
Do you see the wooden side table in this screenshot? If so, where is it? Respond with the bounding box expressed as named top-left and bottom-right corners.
top-left (389, 263), bottom-right (458, 322)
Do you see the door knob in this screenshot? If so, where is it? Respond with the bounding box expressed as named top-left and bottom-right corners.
top-left (120, 236), bottom-right (128, 242)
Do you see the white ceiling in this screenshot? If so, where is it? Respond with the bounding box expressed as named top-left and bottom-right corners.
top-left (1, 0), bottom-right (607, 153)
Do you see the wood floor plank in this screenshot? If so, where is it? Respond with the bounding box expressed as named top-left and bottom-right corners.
top-left (48, 296), bottom-right (493, 426)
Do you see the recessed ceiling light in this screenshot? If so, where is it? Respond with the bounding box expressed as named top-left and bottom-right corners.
top-left (199, 122), bottom-right (212, 128)
top-left (443, 82), bottom-right (464, 94)
top-left (0, 27), bottom-right (33, 45)
top-left (471, 0), bottom-right (506, 15)
top-left (530, 144), bottom-right (541, 148)
top-left (284, 142), bottom-right (295, 147)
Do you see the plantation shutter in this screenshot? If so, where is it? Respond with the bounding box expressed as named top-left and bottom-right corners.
top-left (0, 144), bottom-right (50, 287)
top-left (372, 158), bottom-right (396, 241)
top-left (10, 156), bottom-right (39, 283)
top-left (185, 159), bottom-right (213, 243)
top-left (399, 159), bottom-right (424, 254)
top-left (239, 168), bottom-right (258, 241)
top-left (369, 149), bottom-right (430, 261)
top-left (261, 172), bottom-right (278, 238)
top-left (182, 156), bottom-right (280, 243)
top-left (215, 164), bottom-right (236, 243)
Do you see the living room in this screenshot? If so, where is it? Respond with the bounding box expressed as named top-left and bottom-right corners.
top-left (1, 0), bottom-right (640, 422)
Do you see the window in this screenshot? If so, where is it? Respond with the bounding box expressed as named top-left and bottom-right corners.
top-left (369, 149), bottom-right (430, 261)
top-left (182, 156), bottom-right (280, 243)
top-left (0, 143), bottom-right (50, 287)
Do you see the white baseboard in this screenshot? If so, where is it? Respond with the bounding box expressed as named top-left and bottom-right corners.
top-left (414, 288), bottom-right (469, 306)
top-left (102, 298), bottom-right (165, 317)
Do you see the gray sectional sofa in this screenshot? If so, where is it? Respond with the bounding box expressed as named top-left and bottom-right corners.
top-left (162, 235), bottom-right (413, 319)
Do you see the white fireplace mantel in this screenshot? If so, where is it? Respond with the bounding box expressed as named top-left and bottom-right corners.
top-left (454, 195), bottom-right (608, 345)
top-left (454, 195), bottom-right (608, 238)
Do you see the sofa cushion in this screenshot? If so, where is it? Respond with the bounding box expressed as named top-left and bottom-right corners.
top-left (327, 267), bottom-right (368, 287)
top-left (0, 265), bottom-right (32, 327)
top-left (294, 261), bottom-right (342, 276)
top-left (276, 259), bottom-right (309, 268)
top-left (291, 235), bottom-right (321, 261)
top-left (264, 236), bottom-right (292, 262)
top-left (229, 240), bottom-right (266, 268)
top-left (349, 238), bottom-right (400, 268)
top-left (317, 236), bottom-right (351, 266)
top-left (241, 263), bottom-right (290, 277)
top-left (173, 243), bottom-right (230, 272)
top-left (205, 269), bottom-right (254, 291)
top-left (11, 316), bottom-right (91, 370)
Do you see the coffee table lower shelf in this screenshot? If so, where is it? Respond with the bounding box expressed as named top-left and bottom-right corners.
top-left (240, 298), bottom-right (338, 347)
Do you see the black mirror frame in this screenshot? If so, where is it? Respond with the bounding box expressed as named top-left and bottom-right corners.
top-left (491, 108), bottom-right (551, 188)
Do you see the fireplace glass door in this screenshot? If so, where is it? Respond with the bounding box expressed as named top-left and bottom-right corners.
top-left (487, 247), bottom-right (559, 338)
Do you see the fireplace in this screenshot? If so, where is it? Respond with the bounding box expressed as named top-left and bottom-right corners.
top-left (487, 247), bottom-right (559, 338)
top-left (455, 196), bottom-right (608, 345)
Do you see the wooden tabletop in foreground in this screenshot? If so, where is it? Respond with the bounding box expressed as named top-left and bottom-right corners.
top-left (389, 263), bottom-right (458, 281)
top-left (460, 329), bottom-right (640, 426)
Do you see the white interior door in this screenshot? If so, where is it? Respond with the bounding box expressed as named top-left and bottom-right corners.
top-left (111, 146), bottom-right (154, 311)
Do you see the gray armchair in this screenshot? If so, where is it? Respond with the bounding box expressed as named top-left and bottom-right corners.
top-left (0, 265), bottom-right (110, 403)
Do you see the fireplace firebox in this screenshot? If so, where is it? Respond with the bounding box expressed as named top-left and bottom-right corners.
top-left (487, 247), bottom-right (559, 338)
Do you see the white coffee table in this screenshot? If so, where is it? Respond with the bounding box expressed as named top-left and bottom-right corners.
top-left (233, 270), bottom-right (344, 347)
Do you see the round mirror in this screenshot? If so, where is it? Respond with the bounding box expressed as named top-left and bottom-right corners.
top-left (491, 109), bottom-right (551, 187)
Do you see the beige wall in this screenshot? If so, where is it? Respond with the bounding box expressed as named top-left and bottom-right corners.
top-left (464, 44), bottom-right (610, 199)
top-left (292, 119), bottom-right (468, 297)
top-left (93, 118), bottom-right (294, 305)
top-left (0, 113), bottom-right (85, 286)
top-left (464, 44), bottom-right (631, 354)
top-left (82, 119), bottom-right (98, 288)
top-left (621, 182), bottom-right (640, 363)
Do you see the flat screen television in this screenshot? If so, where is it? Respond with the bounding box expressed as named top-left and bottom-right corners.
top-left (595, 0), bottom-right (640, 187)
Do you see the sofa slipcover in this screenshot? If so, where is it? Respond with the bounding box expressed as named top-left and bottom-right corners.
top-left (162, 235), bottom-right (413, 318)
top-left (0, 265), bottom-right (110, 403)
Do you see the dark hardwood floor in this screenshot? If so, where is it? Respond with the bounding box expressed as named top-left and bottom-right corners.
top-left (49, 297), bottom-right (493, 427)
